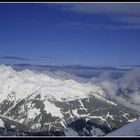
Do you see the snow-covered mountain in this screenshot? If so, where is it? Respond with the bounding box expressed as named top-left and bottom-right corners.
top-left (0, 65), bottom-right (139, 136)
top-left (107, 118), bottom-right (140, 136)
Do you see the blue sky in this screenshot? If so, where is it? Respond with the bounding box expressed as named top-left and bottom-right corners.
top-left (0, 3), bottom-right (140, 66)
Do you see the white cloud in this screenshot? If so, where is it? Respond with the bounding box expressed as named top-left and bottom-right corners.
top-left (61, 3), bottom-right (140, 16)
top-left (91, 68), bottom-right (140, 111)
top-left (58, 3), bottom-right (140, 30)
top-left (113, 16), bottom-right (140, 25)
top-left (99, 80), bottom-right (118, 97)
top-left (119, 68), bottom-right (140, 90)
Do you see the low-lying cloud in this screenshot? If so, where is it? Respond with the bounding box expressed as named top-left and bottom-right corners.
top-left (91, 68), bottom-right (140, 111)
top-left (119, 68), bottom-right (140, 90)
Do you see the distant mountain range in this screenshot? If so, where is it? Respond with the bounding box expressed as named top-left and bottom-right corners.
top-left (11, 63), bottom-right (133, 70)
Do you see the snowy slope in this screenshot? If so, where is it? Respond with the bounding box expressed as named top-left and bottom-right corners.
top-left (0, 119), bottom-right (4, 128)
top-left (0, 65), bottom-right (105, 102)
top-left (64, 128), bottom-right (79, 136)
top-left (107, 118), bottom-right (140, 136)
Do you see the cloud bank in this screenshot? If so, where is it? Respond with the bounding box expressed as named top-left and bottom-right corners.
top-left (90, 68), bottom-right (140, 112)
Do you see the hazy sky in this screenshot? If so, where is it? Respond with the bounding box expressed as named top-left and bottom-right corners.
top-left (0, 3), bottom-right (140, 66)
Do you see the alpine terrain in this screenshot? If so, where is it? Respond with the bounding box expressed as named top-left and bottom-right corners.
top-left (0, 65), bottom-right (139, 136)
